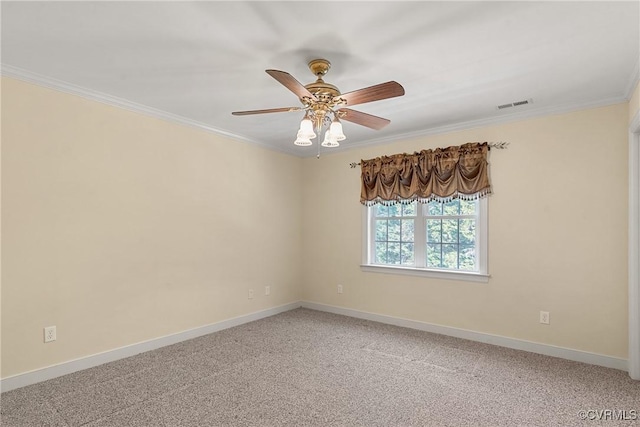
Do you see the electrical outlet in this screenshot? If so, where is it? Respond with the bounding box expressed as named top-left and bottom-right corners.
top-left (265, 286), bottom-right (270, 296)
top-left (44, 326), bottom-right (56, 343)
top-left (337, 284), bottom-right (343, 294)
top-left (539, 311), bottom-right (550, 325)
top-left (248, 289), bottom-right (254, 299)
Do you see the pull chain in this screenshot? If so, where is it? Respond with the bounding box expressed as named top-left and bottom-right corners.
top-left (316, 122), bottom-right (321, 159)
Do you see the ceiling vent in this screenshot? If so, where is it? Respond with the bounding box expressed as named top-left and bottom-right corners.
top-left (496, 98), bottom-right (533, 110)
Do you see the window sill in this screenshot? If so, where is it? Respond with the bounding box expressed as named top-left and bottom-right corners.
top-left (360, 264), bottom-right (490, 283)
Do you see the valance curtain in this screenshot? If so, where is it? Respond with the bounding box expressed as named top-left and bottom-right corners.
top-left (360, 142), bottom-right (492, 206)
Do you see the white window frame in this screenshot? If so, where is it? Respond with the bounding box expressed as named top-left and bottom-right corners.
top-left (361, 198), bottom-right (489, 283)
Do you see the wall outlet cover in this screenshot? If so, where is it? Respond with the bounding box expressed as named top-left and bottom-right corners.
top-left (44, 326), bottom-right (56, 343)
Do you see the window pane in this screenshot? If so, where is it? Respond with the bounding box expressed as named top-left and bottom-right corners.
top-left (402, 202), bottom-right (417, 216)
top-left (443, 200), bottom-right (460, 216)
top-left (401, 219), bottom-right (414, 242)
top-left (388, 219), bottom-right (401, 241)
top-left (442, 244), bottom-right (458, 269)
top-left (428, 201), bottom-right (442, 216)
top-left (375, 204), bottom-right (388, 217)
top-left (387, 204), bottom-right (401, 217)
top-left (375, 220), bottom-right (387, 241)
top-left (401, 243), bottom-right (414, 265)
top-left (387, 243), bottom-right (401, 265)
top-left (368, 198), bottom-right (484, 273)
top-left (427, 219), bottom-right (442, 243)
top-left (442, 219), bottom-right (459, 243)
top-left (460, 200), bottom-right (476, 215)
top-left (459, 245), bottom-right (476, 271)
top-left (427, 244), bottom-right (441, 268)
top-left (375, 242), bottom-right (387, 264)
top-left (459, 219), bottom-right (475, 245)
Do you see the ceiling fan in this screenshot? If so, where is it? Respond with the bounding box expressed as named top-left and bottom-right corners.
top-left (232, 59), bottom-right (405, 148)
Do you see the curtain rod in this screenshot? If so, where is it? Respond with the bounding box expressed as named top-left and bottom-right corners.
top-left (348, 141), bottom-right (509, 168)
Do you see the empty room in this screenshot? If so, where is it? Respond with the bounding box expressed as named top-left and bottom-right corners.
top-left (2, 1), bottom-right (640, 426)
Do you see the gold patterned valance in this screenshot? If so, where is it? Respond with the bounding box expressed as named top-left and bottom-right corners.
top-left (360, 142), bottom-right (492, 206)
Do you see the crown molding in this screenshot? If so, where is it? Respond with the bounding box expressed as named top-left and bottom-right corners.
top-left (2, 64), bottom-right (630, 160)
top-left (0, 64), bottom-right (301, 157)
top-left (329, 95), bottom-right (629, 157)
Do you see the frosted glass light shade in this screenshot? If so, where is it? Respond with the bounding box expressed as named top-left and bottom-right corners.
top-left (321, 131), bottom-right (340, 148)
top-left (294, 130), bottom-right (312, 146)
top-left (299, 117), bottom-right (316, 139)
top-left (329, 120), bottom-right (346, 141)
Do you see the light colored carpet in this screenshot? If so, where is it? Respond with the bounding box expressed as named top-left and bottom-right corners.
top-left (1, 308), bottom-right (639, 426)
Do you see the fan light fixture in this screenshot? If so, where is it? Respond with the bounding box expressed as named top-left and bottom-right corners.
top-left (296, 111), bottom-right (346, 147)
top-left (291, 59), bottom-right (349, 148)
top-left (232, 58), bottom-right (405, 150)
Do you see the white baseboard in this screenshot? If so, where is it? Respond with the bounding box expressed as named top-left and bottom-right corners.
top-left (0, 302), bottom-right (301, 393)
top-left (2, 300), bottom-right (629, 392)
top-left (301, 301), bottom-right (628, 372)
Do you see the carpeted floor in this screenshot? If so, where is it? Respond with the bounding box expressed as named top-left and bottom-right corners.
top-left (2, 308), bottom-right (640, 426)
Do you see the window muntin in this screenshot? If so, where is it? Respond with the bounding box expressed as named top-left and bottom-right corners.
top-left (366, 198), bottom-right (487, 277)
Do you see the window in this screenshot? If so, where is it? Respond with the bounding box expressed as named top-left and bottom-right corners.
top-left (363, 199), bottom-right (488, 282)
top-left (425, 200), bottom-right (479, 271)
top-left (372, 203), bottom-right (416, 266)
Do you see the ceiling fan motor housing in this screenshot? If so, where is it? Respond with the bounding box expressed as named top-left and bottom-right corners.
top-left (304, 59), bottom-right (342, 102)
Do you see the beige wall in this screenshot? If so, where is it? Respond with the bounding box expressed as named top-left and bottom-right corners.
top-left (302, 103), bottom-right (629, 358)
top-left (1, 77), bottom-right (303, 377)
top-left (1, 74), bottom-right (632, 379)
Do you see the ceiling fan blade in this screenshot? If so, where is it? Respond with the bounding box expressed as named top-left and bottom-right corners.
top-left (337, 108), bottom-right (391, 130)
top-left (266, 70), bottom-right (318, 101)
top-left (232, 106), bottom-right (302, 116)
top-left (338, 81), bottom-right (405, 107)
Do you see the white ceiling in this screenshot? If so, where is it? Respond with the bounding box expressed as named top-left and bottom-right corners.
top-left (2, 1), bottom-right (639, 157)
